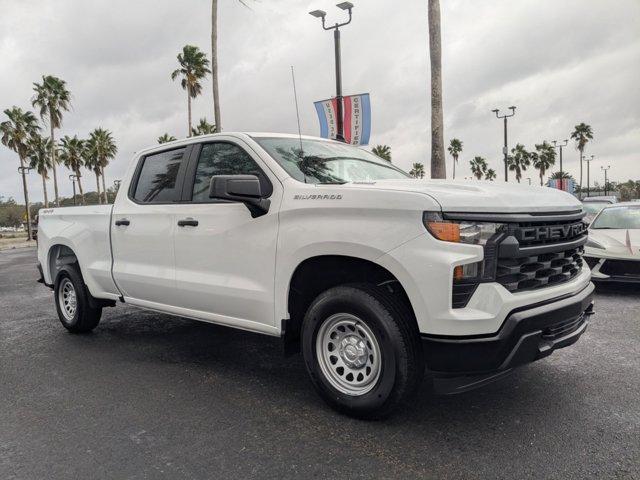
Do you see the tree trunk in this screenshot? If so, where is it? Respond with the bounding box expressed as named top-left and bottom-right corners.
top-left (211, 0), bottom-right (222, 131)
top-left (578, 147), bottom-right (583, 199)
top-left (187, 87), bottom-right (192, 137)
top-left (50, 121), bottom-right (59, 207)
top-left (19, 156), bottom-right (32, 241)
top-left (95, 171), bottom-right (102, 204)
top-left (428, 0), bottom-right (446, 179)
top-left (41, 172), bottom-right (49, 208)
top-left (540, 170), bottom-right (544, 186)
top-left (452, 155), bottom-right (456, 179)
top-left (101, 166), bottom-right (108, 204)
top-left (75, 168), bottom-right (85, 204)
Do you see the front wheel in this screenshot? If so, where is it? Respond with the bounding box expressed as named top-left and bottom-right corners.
top-left (54, 266), bottom-right (102, 333)
top-left (301, 284), bottom-right (423, 419)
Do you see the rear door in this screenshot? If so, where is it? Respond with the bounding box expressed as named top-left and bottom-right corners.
top-left (171, 139), bottom-right (281, 331)
top-left (111, 146), bottom-right (190, 305)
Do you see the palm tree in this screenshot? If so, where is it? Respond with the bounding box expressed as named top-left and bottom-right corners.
top-left (158, 133), bottom-right (177, 144)
top-left (83, 136), bottom-right (102, 203)
top-left (533, 141), bottom-right (556, 186)
top-left (410, 163), bottom-right (426, 179)
top-left (485, 168), bottom-right (497, 181)
top-left (507, 143), bottom-right (531, 183)
top-left (1, 107), bottom-right (40, 240)
top-left (550, 171), bottom-right (573, 179)
top-left (447, 138), bottom-right (463, 179)
top-left (428, 0), bottom-right (445, 179)
top-left (59, 135), bottom-right (85, 204)
top-left (570, 123), bottom-right (593, 196)
top-left (210, 0), bottom-right (252, 131)
top-left (32, 75), bottom-right (71, 206)
top-left (88, 128), bottom-right (117, 204)
top-left (27, 133), bottom-right (53, 207)
top-left (171, 45), bottom-right (211, 137)
top-left (211, 0), bottom-right (222, 132)
top-left (191, 117), bottom-right (217, 136)
top-left (470, 156), bottom-right (487, 180)
top-left (372, 145), bottom-right (391, 162)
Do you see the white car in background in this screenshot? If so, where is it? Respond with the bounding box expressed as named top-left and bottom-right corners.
top-left (582, 199), bottom-right (615, 224)
top-left (585, 202), bottom-right (640, 282)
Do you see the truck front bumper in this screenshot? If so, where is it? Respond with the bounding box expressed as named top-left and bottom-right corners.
top-left (421, 282), bottom-right (595, 377)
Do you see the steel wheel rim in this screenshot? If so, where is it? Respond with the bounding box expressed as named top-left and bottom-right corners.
top-left (315, 313), bottom-right (382, 396)
top-left (58, 278), bottom-right (77, 321)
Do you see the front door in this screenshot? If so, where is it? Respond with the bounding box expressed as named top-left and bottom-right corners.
top-left (172, 140), bottom-right (281, 331)
top-left (111, 146), bottom-right (189, 305)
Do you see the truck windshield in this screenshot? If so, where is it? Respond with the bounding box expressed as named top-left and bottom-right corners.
top-left (254, 137), bottom-right (410, 184)
top-left (591, 206), bottom-right (640, 229)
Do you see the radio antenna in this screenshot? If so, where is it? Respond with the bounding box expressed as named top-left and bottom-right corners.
top-left (290, 65), bottom-right (304, 157)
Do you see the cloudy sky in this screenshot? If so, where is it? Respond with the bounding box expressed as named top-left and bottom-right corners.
top-left (1, 0), bottom-right (639, 203)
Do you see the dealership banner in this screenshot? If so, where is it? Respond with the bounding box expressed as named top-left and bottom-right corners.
top-left (313, 93), bottom-right (371, 145)
top-left (547, 178), bottom-right (575, 193)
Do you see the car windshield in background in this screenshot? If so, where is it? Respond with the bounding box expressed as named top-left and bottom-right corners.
top-left (591, 206), bottom-right (640, 229)
top-left (583, 202), bottom-right (609, 215)
top-left (254, 137), bottom-right (409, 184)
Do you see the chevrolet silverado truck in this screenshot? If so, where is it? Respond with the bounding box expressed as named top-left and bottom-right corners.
top-left (37, 133), bottom-right (594, 418)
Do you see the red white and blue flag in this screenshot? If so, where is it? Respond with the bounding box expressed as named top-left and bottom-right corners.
top-left (547, 178), bottom-right (575, 193)
top-left (314, 93), bottom-right (371, 145)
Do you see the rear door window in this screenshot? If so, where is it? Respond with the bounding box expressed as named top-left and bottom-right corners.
top-left (132, 148), bottom-right (186, 203)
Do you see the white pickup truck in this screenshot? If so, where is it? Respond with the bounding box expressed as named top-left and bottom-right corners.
top-left (37, 133), bottom-right (594, 418)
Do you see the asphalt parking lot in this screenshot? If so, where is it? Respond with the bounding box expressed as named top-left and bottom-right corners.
top-left (1, 247), bottom-right (639, 479)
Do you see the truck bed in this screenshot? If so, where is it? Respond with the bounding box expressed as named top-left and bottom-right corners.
top-left (37, 205), bottom-right (121, 301)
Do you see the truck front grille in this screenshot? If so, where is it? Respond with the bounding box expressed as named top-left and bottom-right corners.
top-left (496, 246), bottom-right (584, 292)
top-left (445, 211), bottom-right (588, 306)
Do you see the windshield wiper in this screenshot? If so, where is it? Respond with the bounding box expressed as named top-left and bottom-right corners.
top-left (317, 181), bottom-right (348, 185)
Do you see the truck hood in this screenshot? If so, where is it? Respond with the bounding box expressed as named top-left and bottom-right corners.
top-left (352, 179), bottom-right (581, 213)
top-left (588, 228), bottom-right (640, 258)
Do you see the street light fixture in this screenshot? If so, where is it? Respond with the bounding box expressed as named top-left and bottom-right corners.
top-left (69, 174), bottom-right (78, 206)
top-left (551, 139), bottom-right (569, 177)
top-left (601, 165), bottom-right (611, 196)
top-left (309, 2), bottom-right (355, 142)
top-left (336, 2), bottom-right (354, 11)
top-left (492, 106), bottom-right (517, 182)
top-left (584, 155), bottom-right (594, 197)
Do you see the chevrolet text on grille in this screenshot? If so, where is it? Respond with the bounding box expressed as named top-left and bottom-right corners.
top-left (516, 223), bottom-right (587, 242)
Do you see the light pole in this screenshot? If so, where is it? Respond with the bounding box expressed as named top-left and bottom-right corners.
top-left (492, 106), bottom-right (516, 181)
top-left (552, 139), bottom-right (568, 177)
top-left (526, 177), bottom-right (532, 185)
top-left (601, 165), bottom-right (611, 196)
top-left (309, 2), bottom-right (354, 143)
top-left (584, 155), bottom-right (594, 197)
top-left (17, 166), bottom-right (33, 241)
top-left (69, 174), bottom-right (78, 206)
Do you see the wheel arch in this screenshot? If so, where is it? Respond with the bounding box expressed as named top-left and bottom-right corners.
top-left (283, 254), bottom-right (419, 350)
top-left (47, 242), bottom-right (81, 285)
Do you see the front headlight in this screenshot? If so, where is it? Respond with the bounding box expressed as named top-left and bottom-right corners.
top-left (423, 212), bottom-right (505, 246)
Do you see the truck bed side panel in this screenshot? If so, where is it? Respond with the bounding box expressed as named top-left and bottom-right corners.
top-left (37, 205), bottom-right (120, 300)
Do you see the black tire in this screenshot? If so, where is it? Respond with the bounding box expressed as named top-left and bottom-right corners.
top-left (301, 283), bottom-right (423, 419)
top-left (54, 265), bottom-right (102, 333)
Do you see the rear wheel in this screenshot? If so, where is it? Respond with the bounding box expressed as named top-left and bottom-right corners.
top-left (301, 283), bottom-right (423, 419)
top-left (54, 266), bottom-right (102, 333)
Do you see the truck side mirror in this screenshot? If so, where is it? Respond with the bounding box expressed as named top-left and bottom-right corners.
top-left (209, 175), bottom-right (270, 217)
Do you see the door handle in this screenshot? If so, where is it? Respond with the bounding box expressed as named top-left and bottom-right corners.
top-left (115, 219), bottom-right (130, 226)
top-left (177, 218), bottom-right (199, 227)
